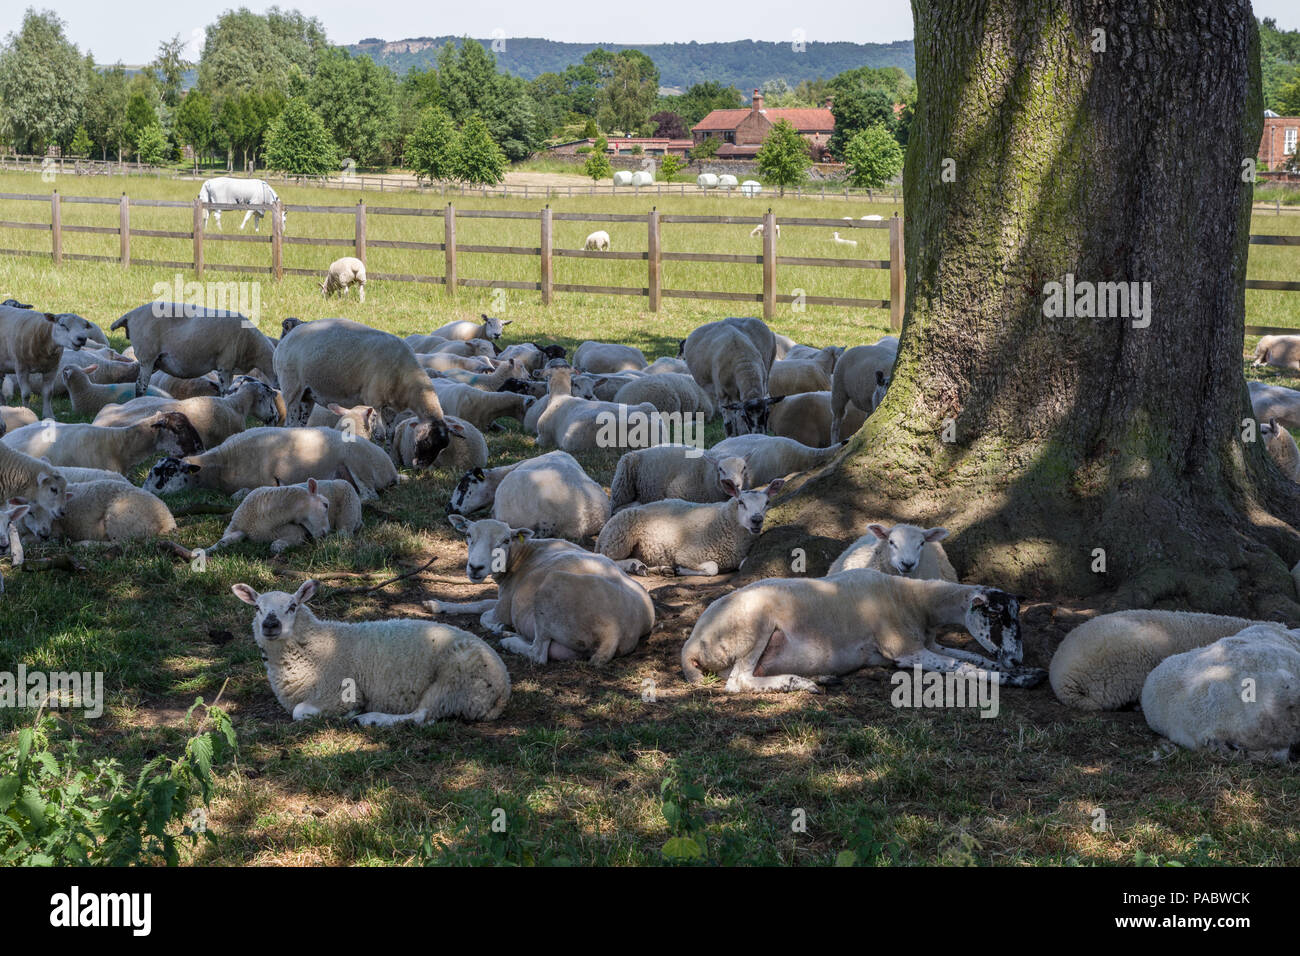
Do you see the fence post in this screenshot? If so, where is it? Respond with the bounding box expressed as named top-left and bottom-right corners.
top-left (192, 198), bottom-right (204, 278)
top-left (271, 200), bottom-right (283, 280)
top-left (889, 212), bottom-right (905, 332)
top-left (51, 191), bottom-right (62, 266)
top-left (444, 204), bottom-right (457, 296)
top-left (540, 206), bottom-right (553, 306)
top-left (648, 207), bottom-right (662, 312)
top-left (762, 209), bottom-right (776, 320)
top-left (119, 193), bottom-right (130, 267)
top-left (355, 200), bottom-right (366, 261)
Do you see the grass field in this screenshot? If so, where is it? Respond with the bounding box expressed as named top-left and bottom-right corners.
top-left (2, 169), bottom-right (1300, 866)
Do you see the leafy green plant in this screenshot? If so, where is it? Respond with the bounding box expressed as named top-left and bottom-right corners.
top-left (834, 808), bottom-right (904, 866)
top-left (583, 136), bottom-right (612, 181)
top-left (421, 794), bottom-right (570, 866)
top-left (659, 765), bottom-right (708, 862)
top-left (657, 154), bottom-right (685, 182)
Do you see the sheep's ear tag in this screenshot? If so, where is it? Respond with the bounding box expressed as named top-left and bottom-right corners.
top-left (516, 531), bottom-right (527, 542)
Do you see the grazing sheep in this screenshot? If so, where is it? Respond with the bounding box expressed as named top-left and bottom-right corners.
top-left (109, 302), bottom-right (277, 394)
top-left (596, 478), bottom-right (785, 576)
top-left (1251, 334), bottom-right (1300, 372)
top-left (768, 351), bottom-right (836, 398)
top-left (710, 433), bottom-right (841, 484)
top-left (613, 373), bottom-right (715, 418)
top-left (93, 377), bottom-right (281, 447)
top-left (392, 414), bottom-right (487, 471)
top-left (748, 223), bottom-right (780, 237)
top-left (1141, 624), bottom-right (1300, 760)
top-left (448, 450), bottom-right (609, 542)
top-left (431, 380), bottom-right (531, 431)
top-left (207, 477), bottom-right (332, 554)
top-left (305, 403), bottom-right (385, 443)
top-left (0, 306), bottom-right (96, 419)
top-left (683, 318), bottom-right (777, 436)
top-left (143, 426), bottom-right (399, 500)
top-left (682, 569), bottom-right (1041, 693)
top-left (768, 390), bottom-right (866, 447)
top-left (3, 413), bottom-right (202, 474)
top-left (0, 442), bottom-right (67, 518)
top-left (535, 366), bottom-right (666, 454)
top-left (150, 371), bottom-right (221, 400)
top-left (232, 578), bottom-right (511, 725)
top-left (831, 232), bottom-right (858, 247)
top-left (644, 356), bottom-right (690, 375)
top-left (827, 523), bottom-right (958, 581)
top-left (321, 256), bottom-right (367, 303)
top-left (830, 344), bottom-right (898, 442)
top-left (583, 230), bottom-right (611, 251)
top-left (609, 444), bottom-right (750, 511)
top-left (36, 479), bottom-right (178, 545)
top-left (1049, 609), bottom-right (1262, 711)
top-left (1261, 418), bottom-right (1300, 480)
top-left (429, 516), bottom-right (653, 666)
top-left (431, 314), bottom-right (510, 343)
top-left (573, 342), bottom-right (648, 374)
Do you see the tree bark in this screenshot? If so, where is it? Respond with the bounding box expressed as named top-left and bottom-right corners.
top-left (758, 0), bottom-right (1300, 617)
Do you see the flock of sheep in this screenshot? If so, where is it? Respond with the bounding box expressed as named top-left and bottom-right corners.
top-left (1, 289), bottom-right (1299, 760)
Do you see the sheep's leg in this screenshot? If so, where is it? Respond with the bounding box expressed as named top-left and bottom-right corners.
top-left (216, 369), bottom-right (233, 393)
top-left (613, 558), bottom-right (649, 575)
top-left (357, 709), bottom-right (428, 727)
top-left (269, 525), bottom-right (309, 553)
top-left (725, 627), bottom-right (823, 694)
top-left (933, 644), bottom-right (1001, 668)
top-left (500, 632), bottom-right (550, 664)
top-left (7, 527), bottom-right (24, 567)
top-left (895, 648), bottom-right (1001, 682)
top-left (423, 598), bottom-right (497, 615)
top-left (358, 284), bottom-right (365, 304)
top-left (205, 530), bottom-right (246, 554)
top-left (133, 353), bottom-right (154, 395)
top-left (39, 375), bottom-right (56, 421)
top-left (291, 701), bottom-right (322, 720)
top-left (675, 561), bottom-right (720, 576)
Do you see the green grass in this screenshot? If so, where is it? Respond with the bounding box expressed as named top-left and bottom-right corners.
top-left (2, 168), bottom-right (1300, 866)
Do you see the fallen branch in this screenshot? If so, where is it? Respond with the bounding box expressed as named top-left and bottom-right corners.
top-left (318, 554), bottom-right (439, 599)
top-left (160, 540), bottom-right (200, 561)
top-left (21, 555), bottom-right (86, 574)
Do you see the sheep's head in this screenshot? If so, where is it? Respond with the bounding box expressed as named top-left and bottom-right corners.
top-left (722, 395), bottom-right (783, 436)
top-left (447, 466), bottom-right (493, 515)
top-left (232, 578), bottom-right (316, 647)
top-left (726, 478), bottom-right (785, 535)
top-left (446, 515), bottom-right (530, 583)
top-left (871, 370), bottom-right (891, 412)
top-left (1, 298), bottom-right (32, 310)
top-left (0, 499), bottom-right (31, 552)
top-left (964, 589), bottom-right (1023, 668)
top-left (14, 497), bottom-right (53, 542)
top-left (481, 314), bottom-right (511, 340)
top-left (237, 380), bottom-right (283, 425)
top-left (297, 478), bottom-right (331, 539)
top-left (537, 344), bottom-right (567, 362)
top-left (405, 418), bottom-right (452, 469)
top-left (45, 312), bottom-right (94, 351)
top-left (150, 412), bottom-right (205, 457)
top-left (34, 470), bottom-right (67, 518)
top-left (281, 317), bottom-right (304, 337)
top-left (143, 457), bottom-right (201, 494)
top-left (710, 455), bottom-right (749, 498)
top-left (868, 523), bottom-right (948, 576)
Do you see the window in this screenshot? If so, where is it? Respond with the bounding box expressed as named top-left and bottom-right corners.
top-left (1286, 127), bottom-right (1298, 155)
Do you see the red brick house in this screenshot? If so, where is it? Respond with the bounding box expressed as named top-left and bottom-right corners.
top-left (1260, 110), bottom-right (1300, 169)
top-left (691, 91), bottom-right (835, 160)
top-left (547, 136), bottom-right (693, 157)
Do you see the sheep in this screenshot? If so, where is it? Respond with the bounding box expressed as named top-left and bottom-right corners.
top-left (93, 378), bottom-right (281, 448)
top-left (232, 578), bottom-right (511, 725)
top-left (497, 342), bottom-right (565, 372)
top-left (768, 390), bottom-right (866, 447)
top-left (4, 348), bottom-right (142, 403)
top-left (404, 334), bottom-right (498, 358)
top-left (1048, 609), bottom-right (1263, 711)
top-left (0, 407), bottom-right (38, 434)
top-left (831, 232), bottom-right (858, 247)
top-left (35, 479), bottom-right (178, 545)
top-left (773, 333), bottom-right (797, 360)
top-left (431, 380), bottom-right (531, 431)
top-left (0, 306), bottom-right (96, 419)
top-left (321, 256), bottom-right (367, 303)
top-left (305, 403), bottom-right (385, 443)
top-left (830, 344), bottom-right (898, 442)
top-left (609, 444), bottom-right (749, 510)
top-left (768, 350), bottom-right (836, 398)
top-left (3, 413), bottom-right (202, 474)
top-left (572, 342), bottom-right (648, 374)
top-left (432, 357), bottom-right (528, 390)
top-left (827, 523), bottom-right (958, 580)
top-left (584, 371), bottom-right (642, 402)
top-left (0, 442), bottom-right (67, 518)
top-left (683, 326), bottom-right (774, 436)
top-left (53, 467), bottom-right (131, 485)
top-left (584, 230), bottom-right (611, 251)
top-left (1140, 624), bottom-right (1300, 759)
top-left (428, 516), bottom-right (653, 666)
top-left (109, 302), bottom-right (277, 394)
top-left (150, 371), bottom-right (221, 400)
top-left (274, 317), bottom-right (449, 462)
top-left (681, 569), bottom-right (1041, 693)
top-left (392, 414), bottom-right (487, 471)
top-left (417, 352), bottom-right (494, 374)
top-left (207, 477), bottom-right (332, 554)
top-left (1251, 334), bottom-right (1300, 371)
top-left (142, 426), bottom-right (400, 500)
top-left (62, 365), bottom-right (135, 417)
top-left (613, 373), bottom-right (715, 418)
top-left (447, 450), bottom-right (610, 542)
top-left (748, 223), bottom-right (780, 237)
top-left (1261, 418), bottom-right (1300, 480)
top-left (535, 366), bottom-right (667, 454)
top-left (0, 498), bottom-right (31, 569)
top-left (596, 478), bottom-right (785, 576)
top-left (430, 314), bottom-right (511, 343)
top-left (517, 375), bottom-right (600, 431)
top-left (710, 434), bottom-right (841, 485)
top-left (1250, 380), bottom-right (1300, 432)
top-left (783, 343), bottom-right (844, 364)
top-left (644, 356), bottom-right (690, 375)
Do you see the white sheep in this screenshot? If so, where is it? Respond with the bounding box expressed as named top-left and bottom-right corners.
top-left (831, 232), bottom-right (858, 247)
top-left (768, 351), bottom-right (836, 397)
top-left (62, 365), bottom-right (134, 417)
top-left (55, 467), bottom-right (132, 485)
top-left (609, 444), bottom-right (749, 510)
top-left (391, 414), bottom-right (487, 471)
top-left (432, 356), bottom-right (528, 390)
top-left (1048, 609), bottom-right (1262, 711)
top-left (748, 223), bottom-right (780, 237)
top-left (428, 516), bottom-right (653, 666)
top-left (682, 318), bottom-right (776, 436)
top-left (768, 390), bottom-right (866, 447)
top-left (429, 315), bottom-right (512, 344)
top-left (496, 342), bottom-right (566, 373)
top-left (1141, 624), bottom-right (1300, 760)
top-left (583, 230), bottom-right (612, 251)
top-left (596, 478), bottom-right (785, 576)
top-left (710, 433), bottom-right (841, 485)
top-left (207, 477), bottom-right (332, 554)
top-left (830, 343), bottom-right (897, 442)
top-left (783, 343), bottom-right (844, 364)
top-left (30, 479), bottom-right (178, 545)
top-left (1261, 418), bottom-right (1300, 480)
top-left (862, 214), bottom-right (883, 221)
top-left (109, 302), bottom-right (277, 394)
top-left (0, 306), bottom-right (97, 419)
top-left (572, 341), bottom-right (647, 373)
top-left (447, 450), bottom-right (609, 542)
top-left (643, 356), bottom-right (690, 375)
top-left (682, 569), bottom-right (1041, 692)
top-left (150, 371), bottom-right (221, 400)
top-left (0, 407), bottom-right (38, 434)
top-left (3, 413), bottom-right (203, 474)
top-left (321, 256), bottom-right (367, 303)
top-left (305, 402), bottom-right (385, 443)
top-left (232, 578), bottom-right (511, 725)
top-left (1251, 335), bottom-right (1300, 371)
top-left (416, 351), bottom-right (494, 374)
top-left (94, 377), bottom-right (282, 447)
top-left (583, 371), bottom-right (643, 402)
top-left (827, 523), bottom-right (958, 580)
top-left (1250, 380), bottom-right (1300, 433)
top-left (612, 373), bottom-right (715, 418)
top-left (5, 347), bottom-right (141, 403)
top-left (430, 380), bottom-right (531, 431)
top-left (534, 367), bottom-right (666, 454)
top-left (0, 442), bottom-right (67, 518)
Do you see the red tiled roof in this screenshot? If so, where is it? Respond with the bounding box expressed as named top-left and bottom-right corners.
top-left (691, 107), bottom-right (835, 133)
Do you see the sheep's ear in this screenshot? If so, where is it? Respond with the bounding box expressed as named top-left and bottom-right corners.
top-left (447, 514), bottom-right (471, 533)
top-left (923, 527), bottom-right (949, 542)
top-left (515, 528), bottom-right (534, 540)
top-left (7, 498), bottom-right (25, 507)
top-left (867, 524), bottom-right (890, 540)
top-left (502, 320), bottom-right (512, 326)
top-left (185, 463), bottom-right (201, 474)
top-left (307, 477), bottom-right (318, 494)
top-left (293, 579), bottom-right (318, 605)
top-left (765, 478), bottom-right (786, 496)
top-left (767, 395), bottom-right (785, 406)
top-left (448, 421), bottom-right (467, 439)
top-left (10, 505), bottom-right (29, 522)
top-left (327, 403), bottom-right (345, 414)
top-left (42, 312), bottom-right (57, 323)
top-left (231, 584), bottom-right (260, 606)
top-left (720, 478), bottom-right (741, 499)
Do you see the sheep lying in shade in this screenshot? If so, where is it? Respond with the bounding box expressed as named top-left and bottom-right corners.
top-left (321, 256), bottom-right (367, 303)
top-left (2, 413), bottom-right (203, 474)
top-left (447, 450), bottom-right (609, 542)
top-left (830, 343), bottom-right (897, 442)
top-left (26, 479), bottom-right (178, 545)
top-left (150, 371), bottom-right (221, 400)
top-left (827, 523), bottom-right (958, 581)
top-left (391, 414), bottom-right (487, 471)
top-left (1261, 419), bottom-right (1300, 480)
top-left (233, 578), bottom-right (511, 726)
top-left (1250, 380), bottom-right (1300, 432)
top-left (709, 433), bottom-right (840, 485)
top-left (0, 442), bottom-right (67, 518)
top-left (430, 314), bottom-right (510, 343)
top-left (573, 342), bottom-right (647, 374)
top-left (305, 402), bottom-right (385, 443)
top-left (206, 478), bottom-right (332, 554)
top-left (768, 391), bottom-right (866, 447)
top-left (609, 445), bottom-right (748, 510)
top-left (94, 377), bottom-right (282, 447)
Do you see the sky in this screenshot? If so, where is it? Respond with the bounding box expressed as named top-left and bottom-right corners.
top-left (17, 0), bottom-right (1300, 65)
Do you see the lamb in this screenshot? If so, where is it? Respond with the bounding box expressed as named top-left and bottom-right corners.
top-left (431, 380), bottom-right (531, 431)
top-left (448, 450), bottom-right (610, 542)
top-left (432, 357), bottom-right (528, 389)
top-left (609, 445), bottom-right (749, 510)
top-left (109, 302), bottom-right (278, 394)
top-left (1048, 609), bottom-right (1263, 711)
top-left (391, 414), bottom-right (487, 470)
top-left (62, 365), bottom-right (135, 416)
top-left (54, 467), bottom-right (131, 485)
top-left (827, 523), bottom-right (959, 580)
top-left (1261, 418), bottom-right (1300, 480)
top-left (643, 356), bottom-right (690, 375)
top-left (831, 232), bottom-right (858, 247)
top-left (613, 373), bottom-right (715, 418)
top-left (274, 317), bottom-right (449, 462)
top-left (681, 569), bottom-right (1042, 693)
top-left (143, 426), bottom-right (399, 500)
top-left (1141, 624), bottom-right (1300, 760)
top-left (682, 318), bottom-right (777, 436)
top-left (2, 413), bottom-right (202, 474)
top-left (150, 371), bottom-right (221, 400)
top-left (321, 256), bottom-right (367, 303)
top-left (572, 342), bottom-right (648, 374)
top-left (207, 477), bottom-right (332, 554)
top-left (0, 442), bottom-right (67, 517)
top-left (93, 377), bottom-right (281, 448)
top-left (0, 498), bottom-right (31, 569)
top-left (232, 578), bottom-right (510, 725)
top-left (428, 516), bottom-right (653, 666)
top-left (404, 334), bottom-right (496, 357)
top-left (534, 366), bottom-right (667, 453)
top-left (35, 479), bottom-right (178, 545)
top-left (583, 230), bottom-right (611, 251)
top-left (416, 351), bottom-right (494, 374)
top-left (1251, 334), bottom-right (1300, 372)
top-left (768, 351), bottom-right (836, 398)
top-left (0, 305), bottom-right (96, 419)
top-left (585, 371), bottom-right (642, 402)
top-left (710, 433), bottom-right (841, 484)
top-left (748, 223), bottom-right (780, 237)
top-left (830, 344), bottom-right (898, 442)
top-left (305, 403), bottom-right (385, 443)
top-left (430, 314), bottom-right (511, 343)
top-left (768, 390), bottom-right (866, 447)
top-left (5, 348), bottom-right (141, 403)
top-left (0, 407), bottom-right (38, 434)
top-left (596, 478), bottom-right (785, 576)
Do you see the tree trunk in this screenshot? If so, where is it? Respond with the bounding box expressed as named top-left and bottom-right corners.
top-left (758, 0), bottom-right (1300, 617)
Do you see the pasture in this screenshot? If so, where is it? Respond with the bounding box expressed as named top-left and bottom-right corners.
top-left (2, 169), bottom-right (1300, 865)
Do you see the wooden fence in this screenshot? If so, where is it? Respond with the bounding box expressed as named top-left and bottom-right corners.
top-left (0, 191), bottom-right (906, 327)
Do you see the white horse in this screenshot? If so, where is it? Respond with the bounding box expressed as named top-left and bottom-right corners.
top-left (198, 178), bottom-right (286, 232)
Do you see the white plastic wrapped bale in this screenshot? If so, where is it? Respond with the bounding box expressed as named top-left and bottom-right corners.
top-left (613, 170), bottom-right (634, 186)
top-left (696, 173), bottom-right (719, 189)
top-left (630, 170), bottom-right (653, 186)
top-left (740, 180), bottom-right (762, 198)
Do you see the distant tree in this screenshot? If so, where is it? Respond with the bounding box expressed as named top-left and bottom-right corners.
top-left (843, 124), bottom-right (903, 188)
top-left (69, 126), bottom-right (92, 158)
top-left (176, 91), bottom-right (215, 170)
top-left (657, 154), bottom-right (684, 181)
top-left (198, 8), bottom-right (326, 99)
top-left (307, 47), bottom-right (399, 167)
top-left (136, 123), bottom-right (169, 165)
top-left (583, 135), bottom-right (612, 181)
top-left (125, 90), bottom-right (159, 154)
top-left (581, 118), bottom-right (599, 139)
top-left (689, 136), bottom-right (720, 160)
top-left (755, 119), bottom-right (811, 196)
top-left (405, 107), bottom-right (457, 181)
top-left (263, 98), bottom-right (338, 176)
top-left (598, 51), bottom-right (659, 134)
top-left (829, 87), bottom-right (895, 157)
top-left (454, 115), bottom-right (507, 184)
top-left (650, 110), bottom-right (685, 138)
top-left (664, 81), bottom-right (743, 127)
top-left (0, 9), bottom-right (88, 153)
top-left (150, 35), bottom-right (191, 107)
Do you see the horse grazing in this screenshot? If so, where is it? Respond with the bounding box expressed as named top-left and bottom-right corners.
top-left (198, 178), bottom-right (286, 232)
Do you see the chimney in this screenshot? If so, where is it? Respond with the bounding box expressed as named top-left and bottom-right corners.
top-left (824, 96), bottom-right (834, 109)
top-left (752, 90), bottom-right (764, 112)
